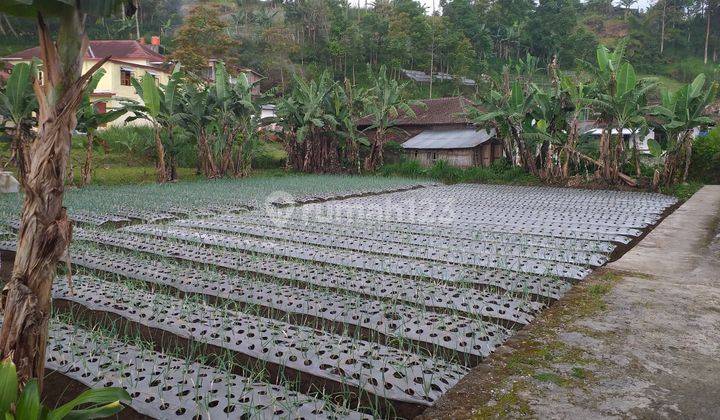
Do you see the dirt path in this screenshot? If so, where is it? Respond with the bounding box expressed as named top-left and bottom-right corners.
top-left (420, 185), bottom-right (720, 419)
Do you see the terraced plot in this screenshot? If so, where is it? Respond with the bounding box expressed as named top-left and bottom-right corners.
top-left (0, 183), bottom-right (676, 418)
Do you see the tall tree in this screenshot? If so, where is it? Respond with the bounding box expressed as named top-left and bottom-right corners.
top-left (0, 0), bottom-right (137, 391)
top-left (170, 3), bottom-right (234, 75)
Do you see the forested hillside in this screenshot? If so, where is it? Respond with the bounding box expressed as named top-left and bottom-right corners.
top-left (1, 0), bottom-right (718, 95)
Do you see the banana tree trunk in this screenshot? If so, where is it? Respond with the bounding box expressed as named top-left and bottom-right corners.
top-left (364, 128), bottom-right (385, 172)
top-left (562, 118), bottom-right (579, 179)
top-left (198, 130), bottom-right (218, 178)
top-left (682, 136), bottom-right (693, 182)
top-left (153, 125), bottom-right (167, 183)
top-left (0, 12), bottom-right (106, 391)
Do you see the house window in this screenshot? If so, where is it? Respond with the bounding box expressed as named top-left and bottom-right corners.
top-left (37, 70), bottom-right (44, 86)
top-left (120, 69), bottom-right (133, 86)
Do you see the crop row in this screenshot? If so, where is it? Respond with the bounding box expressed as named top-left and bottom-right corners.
top-left (309, 200), bottom-right (660, 228)
top-left (53, 276), bottom-right (469, 406)
top-left (224, 213), bottom-right (616, 253)
top-left (383, 184), bottom-right (677, 209)
top-left (282, 206), bottom-right (636, 244)
top-left (43, 319), bottom-right (368, 419)
top-left (300, 201), bottom-right (645, 237)
top-left (268, 183), bottom-right (437, 207)
top-left (174, 218), bottom-right (609, 266)
top-left (68, 245), bottom-right (512, 360)
top-left (121, 224), bottom-right (590, 282)
top-left (0, 233), bottom-right (544, 321)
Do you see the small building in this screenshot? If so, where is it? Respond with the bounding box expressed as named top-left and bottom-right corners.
top-left (581, 126), bottom-right (654, 154)
top-left (356, 96), bottom-right (504, 168)
top-left (403, 128), bottom-right (501, 168)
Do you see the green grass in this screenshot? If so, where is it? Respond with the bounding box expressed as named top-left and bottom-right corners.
top-left (380, 159), bottom-right (539, 185)
top-left (661, 182), bottom-right (703, 202)
top-left (69, 166), bottom-right (201, 186)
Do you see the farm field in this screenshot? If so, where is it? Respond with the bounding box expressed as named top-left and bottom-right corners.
top-left (0, 179), bottom-right (678, 418)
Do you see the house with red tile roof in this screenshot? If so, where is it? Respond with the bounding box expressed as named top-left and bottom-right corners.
top-left (2, 38), bottom-right (262, 126)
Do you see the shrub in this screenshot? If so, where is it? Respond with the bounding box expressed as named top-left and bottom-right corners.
top-left (96, 125), bottom-right (155, 158)
top-left (252, 141), bottom-right (288, 169)
top-left (379, 160), bottom-right (425, 178)
top-left (379, 158), bottom-right (539, 185)
top-left (689, 130), bottom-right (720, 183)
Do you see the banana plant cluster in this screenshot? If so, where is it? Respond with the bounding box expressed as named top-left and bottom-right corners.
top-left (649, 74), bottom-right (718, 187)
top-left (121, 62), bottom-right (264, 181)
top-left (122, 65), bottom-right (185, 183)
top-left (471, 44), bottom-right (716, 188)
top-left (275, 71), bottom-right (370, 174)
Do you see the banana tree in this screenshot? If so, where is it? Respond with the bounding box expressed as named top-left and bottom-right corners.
top-left (75, 68), bottom-right (126, 186)
top-left (470, 78), bottom-right (536, 173)
top-left (275, 71), bottom-right (342, 173)
top-left (559, 76), bottom-right (593, 178)
top-left (0, 0), bottom-right (137, 391)
top-left (649, 73), bottom-right (717, 186)
top-left (208, 63), bottom-right (259, 177)
top-left (179, 81), bottom-right (214, 176)
top-left (0, 61), bottom-right (37, 186)
top-left (594, 61), bottom-right (656, 182)
top-left (123, 65), bottom-right (185, 182)
top-left (363, 65), bottom-right (417, 172)
top-left (589, 45), bottom-right (655, 184)
top-left (330, 80), bottom-right (370, 173)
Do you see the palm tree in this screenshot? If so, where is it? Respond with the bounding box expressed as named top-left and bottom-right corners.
top-left (0, 0), bottom-right (137, 391)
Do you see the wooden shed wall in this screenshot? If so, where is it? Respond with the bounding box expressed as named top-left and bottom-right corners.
top-left (405, 140), bottom-right (504, 168)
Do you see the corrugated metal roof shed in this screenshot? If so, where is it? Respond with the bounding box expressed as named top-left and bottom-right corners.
top-left (402, 128), bottom-right (495, 149)
top-left (400, 69), bottom-right (476, 85)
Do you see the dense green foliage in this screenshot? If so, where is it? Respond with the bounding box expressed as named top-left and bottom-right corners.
top-left (381, 159), bottom-right (539, 185)
top-left (3, 0), bottom-right (720, 93)
top-left (689, 128), bottom-right (720, 183)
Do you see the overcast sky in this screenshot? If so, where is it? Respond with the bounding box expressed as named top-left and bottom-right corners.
top-left (350, 0), bottom-right (656, 15)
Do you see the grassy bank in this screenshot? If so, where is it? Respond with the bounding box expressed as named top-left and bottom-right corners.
top-left (380, 160), bottom-right (540, 185)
